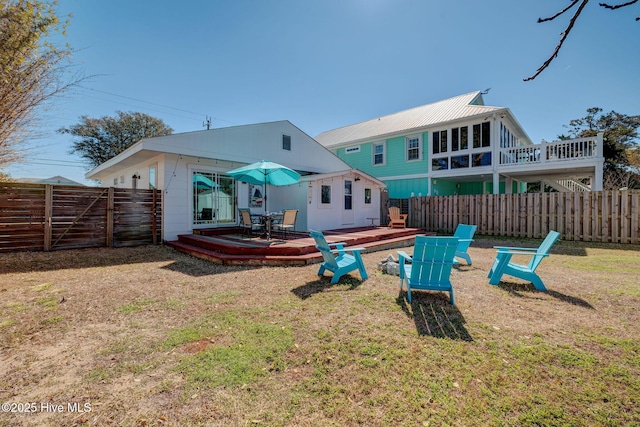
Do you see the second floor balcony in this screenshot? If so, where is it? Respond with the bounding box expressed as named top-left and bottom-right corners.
top-left (499, 132), bottom-right (604, 167)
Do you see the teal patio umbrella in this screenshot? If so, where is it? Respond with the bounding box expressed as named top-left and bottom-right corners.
top-left (226, 160), bottom-right (300, 213)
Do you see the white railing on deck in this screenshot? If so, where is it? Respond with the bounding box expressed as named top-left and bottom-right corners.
top-left (499, 132), bottom-right (603, 166)
top-left (553, 179), bottom-right (591, 192)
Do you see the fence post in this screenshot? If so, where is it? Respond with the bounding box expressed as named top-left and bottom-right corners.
top-left (107, 187), bottom-right (114, 247)
top-left (152, 189), bottom-right (158, 244)
top-left (44, 185), bottom-right (53, 251)
top-left (380, 191), bottom-right (389, 227)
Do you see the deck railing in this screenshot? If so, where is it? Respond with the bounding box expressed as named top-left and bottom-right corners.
top-left (499, 132), bottom-right (603, 166)
top-left (554, 179), bottom-right (591, 192)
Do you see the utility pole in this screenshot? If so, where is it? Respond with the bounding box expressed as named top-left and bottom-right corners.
top-left (203, 116), bottom-right (212, 130)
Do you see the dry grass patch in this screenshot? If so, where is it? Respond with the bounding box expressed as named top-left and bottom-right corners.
top-left (0, 239), bottom-right (639, 426)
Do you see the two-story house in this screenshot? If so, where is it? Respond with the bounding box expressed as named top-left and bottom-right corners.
top-left (315, 91), bottom-right (604, 198)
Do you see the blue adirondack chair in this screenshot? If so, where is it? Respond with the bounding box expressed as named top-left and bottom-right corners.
top-left (453, 223), bottom-right (477, 265)
top-left (487, 230), bottom-right (560, 291)
top-left (310, 230), bottom-right (368, 284)
top-left (397, 236), bottom-right (459, 305)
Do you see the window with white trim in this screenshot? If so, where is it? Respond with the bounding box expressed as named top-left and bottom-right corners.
top-left (473, 122), bottom-right (491, 148)
top-left (364, 188), bottom-right (372, 204)
top-left (282, 134), bottom-right (291, 151)
top-left (431, 121), bottom-right (493, 170)
top-left (451, 126), bottom-right (469, 151)
top-left (433, 130), bottom-right (448, 154)
top-left (372, 142), bottom-right (385, 165)
top-left (345, 146), bottom-right (360, 154)
top-left (405, 135), bottom-right (422, 161)
top-left (321, 185), bottom-right (331, 204)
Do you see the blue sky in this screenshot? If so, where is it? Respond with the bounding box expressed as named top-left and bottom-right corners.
top-left (6, 0), bottom-right (639, 185)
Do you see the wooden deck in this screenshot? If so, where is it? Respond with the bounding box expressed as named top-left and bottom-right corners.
top-left (166, 226), bottom-right (430, 266)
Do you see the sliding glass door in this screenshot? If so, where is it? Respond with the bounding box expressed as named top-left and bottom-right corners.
top-left (192, 171), bottom-right (236, 226)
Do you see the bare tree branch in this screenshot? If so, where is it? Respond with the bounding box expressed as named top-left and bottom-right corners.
top-left (538, 0), bottom-right (582, 22)
top-left (600, 0), bottom-right (640, 20)
top-left (599, 0), bottom-right (638, 10)
top-left (526, 0), bottom-right (638, 81)
top-left (524, 0), bottom-right (590, 81)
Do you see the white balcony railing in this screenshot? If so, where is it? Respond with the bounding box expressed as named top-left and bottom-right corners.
top-left (499, 132), bottom-right (603, 166)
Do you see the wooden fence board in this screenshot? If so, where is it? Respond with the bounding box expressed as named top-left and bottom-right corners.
top-left (601, 192), bottom-right (609, 243)
top-left (631, 192), bottom-right (639, 244)
top-left (0, 183), bottom-right (161, 252)
top-left (399, 190), bottom-right (640, 244)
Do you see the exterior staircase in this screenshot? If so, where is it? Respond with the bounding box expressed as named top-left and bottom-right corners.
top-left (544, 178), bottom-right (592, 192)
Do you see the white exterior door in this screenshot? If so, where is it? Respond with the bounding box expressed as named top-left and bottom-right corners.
top-left (342, 179), bottom-right (354, 225)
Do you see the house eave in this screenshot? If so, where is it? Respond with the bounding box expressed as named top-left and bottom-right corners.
top-left (324, 107), bottom-right (532, 150)
top-left (299, 169), bottom-right (387, 188)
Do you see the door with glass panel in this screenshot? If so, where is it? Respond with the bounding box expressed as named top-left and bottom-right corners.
top-left (193, 171), bottom-right (236, 226)
top-left (342, 179), bottom-right (354, 225)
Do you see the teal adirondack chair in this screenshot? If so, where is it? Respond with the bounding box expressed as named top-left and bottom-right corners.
top-left (397, 236), bottom-right (459, 305)
top-left (453, 223), bottom-right (477, 265)
top-left (310, 230), bottom-right (368, 284)
top-left (487, 230), bottom-right (560, 291)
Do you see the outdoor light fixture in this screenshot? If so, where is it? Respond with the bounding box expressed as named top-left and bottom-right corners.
top-left (132, 174), bottom-right (140, 190)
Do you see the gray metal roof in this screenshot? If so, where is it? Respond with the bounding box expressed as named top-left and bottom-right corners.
top-left (315, 91), bottom-right (507, 148)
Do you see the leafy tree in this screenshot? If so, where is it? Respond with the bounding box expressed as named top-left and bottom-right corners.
top-left (565, 108), bottom-right (640, 168)
top-left (564, 107), bottom-right (640, 189)
top-left (627, 145), bottom-right (640, 173)
top-left (526, 0), bottom-right (639, 81)
top-left (60, 111), bottom-right (173, 168)
top-left (0, 0), bottom-right (78, 167)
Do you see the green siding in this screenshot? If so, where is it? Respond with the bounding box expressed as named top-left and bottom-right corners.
top-left (459, 182), bottom-right (485, 195)
top-left (336, 130), bottom-right (527, 197)
top-left (386, 178), bottom-right (429, 198)
top-left (337, 145), bottom-right (373, 171)
top-left (336, 132), bottom-right (429, 179)
top-left (431, 179), bottom-right (457, 196)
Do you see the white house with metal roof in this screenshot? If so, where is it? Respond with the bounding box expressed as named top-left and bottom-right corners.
top-left (315, 91), bottom-right (604, 198)
top-left (85, 120), bottom-right (386, 241)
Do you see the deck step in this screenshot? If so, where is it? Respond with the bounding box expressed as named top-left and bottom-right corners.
top-left (166, 227), bottom-right (428, 266)
top-left (166, 240), bottom-right (317, 266)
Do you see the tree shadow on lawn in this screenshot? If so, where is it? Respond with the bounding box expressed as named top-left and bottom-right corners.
top-left (160, 259), bottom-right (260, 277)
top-left (396, 292), bottom-right (473, 341)
top-left (495, 281), bottom-right (595, 309)
top-left (0, 245), bottom-right (180, 274)
top-left (290, 275), bottom-right (364, 300)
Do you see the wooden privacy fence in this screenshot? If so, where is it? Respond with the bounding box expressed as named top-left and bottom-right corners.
top-left (382, 191), bottom-right (640, 244)
top-left (0, 183), bottom-right (162, 252)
